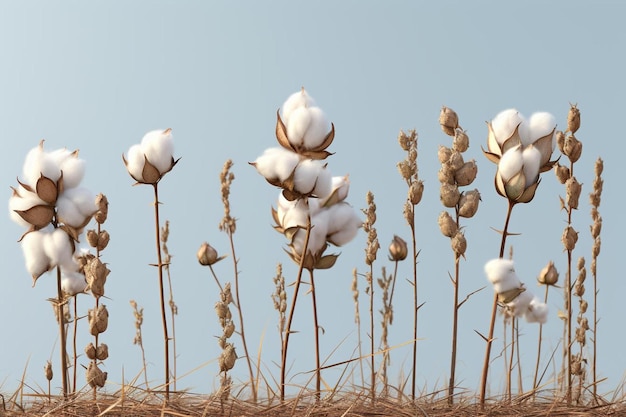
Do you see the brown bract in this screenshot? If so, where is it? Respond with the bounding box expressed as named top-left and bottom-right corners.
top-left (275, 110), bottom-right (335, 160)
top-left (122, 154), bottom-right (180, 185)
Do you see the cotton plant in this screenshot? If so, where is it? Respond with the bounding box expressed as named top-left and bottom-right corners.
top-left (123, 128), bottom-right (178, 400)
top-left (252, 88), bottom-right (361, 400)
top-left (9, 140), bottom-right (97, 399)
top-left (479, 109), bottom-right (559, 405)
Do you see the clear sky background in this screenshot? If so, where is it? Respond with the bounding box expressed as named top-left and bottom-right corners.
top-left (1, 1), bottom-right (623, 400)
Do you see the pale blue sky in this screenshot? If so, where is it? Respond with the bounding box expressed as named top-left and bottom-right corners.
top-left (1, 1), bottom-right (623, 399)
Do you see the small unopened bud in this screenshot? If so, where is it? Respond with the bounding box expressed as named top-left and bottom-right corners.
top-left (554, 164), bottom-right (570, 184)
top-left (388, 235), bottom-right (408, 261)
top-left (87, 229), bottom-right (99, 248)
top-left (94, 194), bottom-right (109, 224)
top-left (45, 361), bottom-right (53, 381)
top-left (439, 106), bottom-right (458, 136)
top-left (595, 158), bottom-right (604, 177)
top-left (397, 131), bottom-right (411, 152)
top-left (197, 242), bottom-right (223, 266)
top-left (458, 189), bottom-right (481, 218)
top-left (452, 128), bottom-right (469, 153)
top-left (537, 261), bottom-right (559, 286)
top-left (575, 326), bottom-right (586, 345)
top-left (577, 257), bottom-right (586, 271)
top-left (564, 135), bottom-right (583, 163)
top-left (85, 342), bottom-right (97, 360)
top-left (567, 104), bottom-right (581, 134)
top-left (408, 180), bottom-right (424, 205)
top-left (580, 299), bottom-right (588, 314)
top-left (438, 146), bottom-right (452, 164)
top-left (96, 343), bottom-right (109, 360)
top-left (566, 177), bottom-right (582, 209)
top-left (96, 230), bottom-right (110, 251)
top-left (562, 226), bottom-right (578, 251)
top-left (440, 183), bottom-right (460, 208)
top-left (438, 211), bottom-right (458, 238)
top-left (451, 231), bottom-right (467, 257)
top-left (454, 160), bottom-right (478, 186)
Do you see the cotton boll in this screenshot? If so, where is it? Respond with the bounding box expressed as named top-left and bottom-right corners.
top-left (21, 230), bottom-right (51, 280)
top-left (525, 297), bottom-right (549, 324)
top-left (9, 186), bottom-right (46, 227)
top-left (22, 145), bottom-right (61, 187)
top-left (286, 107), bottom-right (311, 147)
top-left (522, 145), bottom-right (541, 187)
top-left (312, 164), bottom-right (332, 199)
top-left (58, 154), bottom-right (86, 189)
top-left (62, 270), bottom-right (87, 296)
top-left (277, 195), bottom-right (310, 230)
top-left (56, 195), bottom-right (85, 228)
top-left (293, 160), bottom-right (325, 196)
top-left (281, 89), bottom-right (316, 123)
top-left (528, 112), bottom-right (556, 141)
top-left (253, 147), bottom-right (300, 182)
top-left (497, 146), bottom-right (523, 182)
top-left (320, 175), bottom-right (350, 207)
top-left (484, 258), bottom-right (521, 293)
top-left (506, 289), bottom-right (533, 317)
top-left (142, 129), bottom-right (174, 173)
top-left (302, 107), bottom-right (331, 150)
top-left (491, 109), bottom-right (524, 146)
top-left (44, 229), bottom-right (74, 269)
top-left (63, 187), bottom-right (97, 217)
top-left (125, 144), bottom-right (146, 182)
top-left (291, 210), bottom-right (329, 255)
top-left (326, 203), bottom-right (362, 246)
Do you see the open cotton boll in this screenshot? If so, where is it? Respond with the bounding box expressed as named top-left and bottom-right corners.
top-left (22, 146), bottom-right (62, 187)
top-left (43, 228), bottom-right (75, 269)
top-left (142, 129), bottom-right (174, 173)
top-left (292, 210), bottom-right (329, 255)
top-left (277, 195), bottom-right (310, 230)
top-left (491, 109), bottom-right (524, 145)
top-left (125, 144), bottom-right (146, 182)
top-left (497, 146), bottom-right (523, 182)
top-left (320, 175), bottom-right (350, 207)
top-left (522, 145), bottom-right (541, 187)
top-left (58, 154), bottom-right (86, 189)
top-left (293, 160), bottom-right (331, 197)
top-left (281, 89), bottom-right (316, 122)
top-left (9, 186), bottom-right (47, 227)
top-left (325, 203), bottom-right (362, 246)
top-left (63, 187), bottom-right (97, 217)
top-left (484, 258), bottom-right (520, 293)
top-left (302, 107), bottom-right (331, 150)
top-left (253, 147), bottom-right (300, 182)
top-left (506, 289), bottom-right (533, 317)
top-left (525, 297), bottom-right (549, 324)
top-left (56, 195), bottom-right (86, 228)
top-left (21, 230), bottom-right (51, 280)
top-left (62, 270), bottom-right (88, 296)
top-left (528, 112), bottom-right (556, 141)
top-left (286, 106), bottom-right (311, 147)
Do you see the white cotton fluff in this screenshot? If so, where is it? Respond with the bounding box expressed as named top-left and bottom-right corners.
top-left (293, 160), bottom-right (332, 197)
top-left (525, 297), bottom-right (549, 324)
top-left (58, 154), bottom-right (86, 189)
top-left (497, 146), bottom-right (523, 182)
top-left (286, 106), bottom-right (311, 147)
top-left (141, 129), bottom-right (174, 173)
top-left (291, 209), bottom-right (329, 255)
top-left (276, 194), bottom-right (310, 230)
top-left (491, 109), bottom-right (524, 146)
top-left (9, 187), bottom-right (46, 227)
top-left (320, 175), bottom-right (350, 207)
top-left (62, 270), bottom-right (88, 296)
top-left (21, 230), bottom-right (51, 279)
top-left (43, 228), bottom-right (75, 270)
top-left (63, 187), bottom-right (96, 217)
top-left (325, 203), bottom-right (362, 246)
top-left (22, 145), bottom-right (61, 187)
top-left (522, 145), bottom-right (542, 187)
top-left (506, 289), bottom-right (534, 317)
top-left (125, 144), bottom-right (146, 182)
top-left (528, 112), bottom-right (556, 141)
top-left (281, 89), bottom-right (316, 122)
top-left (302, 106), bottom-right (331, 150)
top-left (484, 258), bottom-right (521, 294)
top-left (254, 147), bottom-right (300, 182)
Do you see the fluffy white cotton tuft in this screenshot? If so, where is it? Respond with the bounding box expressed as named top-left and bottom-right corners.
top-left (58, 154), bottom-right (86, 189)
top-left (506, 289), bottom-right (533, 317)
top-left (125, 144), bottom-right (146, 181)
top-left (522, 145), bottom-right (541, 187)
top-left (254, 147), bottom-right (300, 182)
top-left (62, 270), bottom-right (88, 296)
top-left (286, 106), bottom-right (311, 147)
top-left (281, 89), bottom-right (316, 122)
top-left (325, 203), bottom-right (362, 246)
top-left (63, 187), bottom-right (96, 217)
top-left (302, 107), bottom-right (331, 150)
top-left (528, 112), bottom-right (556, 140)
top-left (291, 210), bottom-right (329, 255)
top-left (43, 228), bottom-right (75, 269)
top-left (21, 230), bottom-right (51, 279)
top-left (525, 297), bottom-right (549, 324)
top-left (293, 160), bottom-right (331, 197)
top-left (9, 187), bottom-right (46, 227)
top-left (491, 109), bottom-right (524, 146)
top-left (142, 129), bottom-right (174, 173)
top-left (497, 146), bottom-right (523, 182)
top-left (484, 258), bottom-right (521, 294)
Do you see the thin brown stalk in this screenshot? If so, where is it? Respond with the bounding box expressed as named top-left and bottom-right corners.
top-left (309, 269), bottom-right (321, 400)
top-left (448, 252), bottom-right (460, 404)
top-left (280, 216), bottom-right (311, 401)
top-left (72, 295), bottom-right (78, 394)
top-left (162, 221), bottom-right (177, 391)
top-left (480, 200), bottom-right (515, 406)
top-left (56, 266), bottom-right (69, 399)
top-left (368, 266), bottom-right (375, 401)
top-left (152, 183), bottom-right (170, 401)
top-left (533, 284), bottom-right (550, 391)
top-left (409, 219), bottom-right (418, 401)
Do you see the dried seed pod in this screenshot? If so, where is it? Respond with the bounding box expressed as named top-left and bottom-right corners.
top-left (84, 257), bottom-right (110, 298)
top-left (575, 326), bottom-right (586, 345)
top-left (388, 235), bottom-right (408, 261)
top-left (97, 230), bottom-right (110, 251)
top-left (571, 357), bottom-right (583, 376)
top-left (454, 160), bottom-right (478, 186)
top-left (197, 242), bottom-right (219, 266)
top-left (556, 130), bottom-right (566, 153)
top-left (554, 164), bottom-right (570, 184)
top-left (579, 299), bottom-right (588, 314)
top-left (88, 304), bottom-right (109, 336)
top-left (566, 177), bottom-right (582, 209)
top-left (438, 211), bottom-right (457, 238)
top-left (86, 229), bottom-right (99, 248)
top-left (562, 226), bottom-right (578, 251)
top-left (397, 131), bottom-right (411, 152)
top-left (592, 238), bottom-right (601, 257)
top-left (397, 160), bottom-right (413, 180)
top-left (440, 183), bottom-right (460, 208)
top-left (219, 343), bottom-right (237, 372)
top-left (86, 362), bottom-right (107, 388)
top-left (439, 106), bottom-right (458, 136)
top-left (96, 343), bottom-right (109, 360)
top-left (223, 321), bottom-right (235, 338)
top-left (574, 282), bottom-right (585, 297)
top-left (408, 180), bottom-right (424, 205)
top-left (85, 342), bottom-right (97, 360)
top-left (448, 151), bottom-right (464, 172)
top-left (438, 146), bottom-right (452, 164)
top-left (438, 164), bottom-right (455, 185)
top-left (577, 256), bottom-right (586, 271)
top-left (94, 193), bottom-right (109, 224)
top-left (452, 128), bottom-right (469, 153)
top-left (45, 361), bottom-right (53, 381)
top-left (215, 301), bottom-right (229, 320)
top-left (451, 231), bottom-right (467, 257)
top-left (537, 261), bottom-right (559, 286)
top-left (567, 104), bottom-right (580, 134)
top-left (458, 189), bottom-right (481, 218)
top-left (564, 135), bottom-right (583, 163)
top-left (217, 335), bottom-right (227, 350)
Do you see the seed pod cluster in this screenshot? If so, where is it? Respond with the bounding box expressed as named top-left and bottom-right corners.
top-left (217, 283), bottom-right (237, 376)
